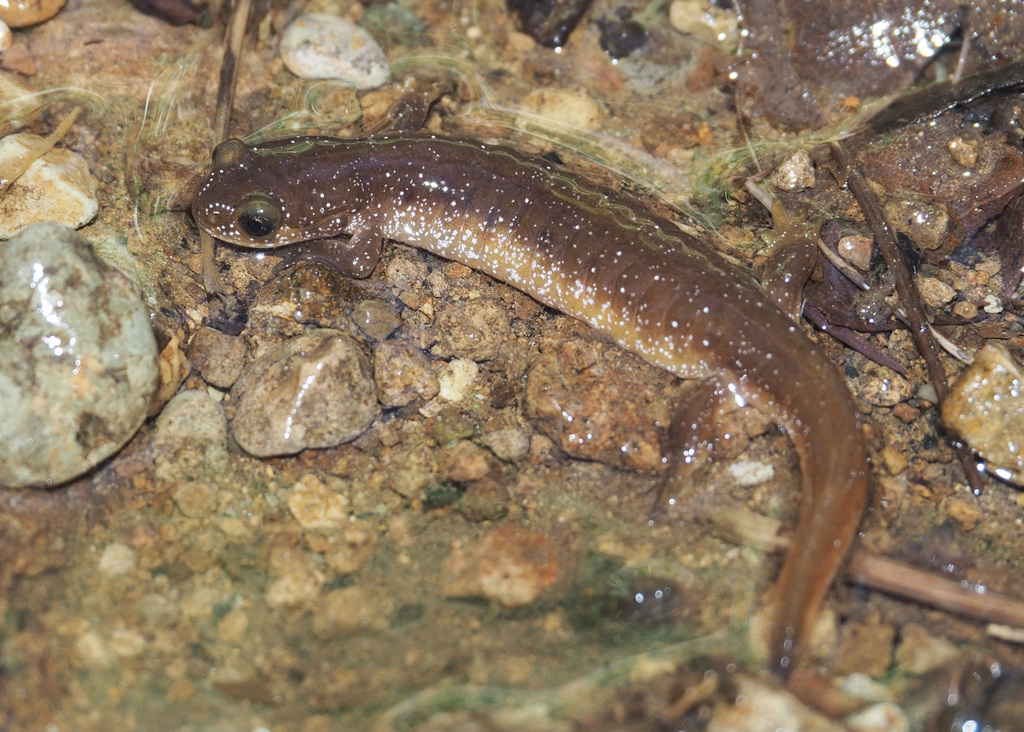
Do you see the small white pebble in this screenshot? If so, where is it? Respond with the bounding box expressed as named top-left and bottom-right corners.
top-left (436, 358), bottom-right (479, 402)
top-left (280, 13), bottom-right (389, 89)
top-left (727, 459), bottom-right (774, 487)
top-left (98, 542), bottom-right (136, 576)
top-left (518, 88), bottom-right (605, 132)
top-left (845, 702), bottom-right (909, 732)
top-left (0, 21), bottom-right (12, 52)
top-left (771, 149), bottom-right (816, 192)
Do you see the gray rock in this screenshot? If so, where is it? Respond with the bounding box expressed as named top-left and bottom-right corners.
top-left (231, 329), bottom-right (378, 457)
top-left (483, 426), bottom-right (531, 462)
top-left (0, 223), bottom-right (158, 488)
top-left (152, 390), bottom-right (229, 484)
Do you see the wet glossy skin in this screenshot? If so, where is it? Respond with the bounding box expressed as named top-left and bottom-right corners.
top-left (193, 135), bottom-right (870, 677)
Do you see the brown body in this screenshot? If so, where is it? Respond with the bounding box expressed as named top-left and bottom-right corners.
top-left (194, 135), bottom-right (869, 676)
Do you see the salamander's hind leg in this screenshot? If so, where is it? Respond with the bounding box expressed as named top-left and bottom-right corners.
top-left (651, 377), bottom-right (736, 519)
top-left (272, 228), bottom-right (384, 279)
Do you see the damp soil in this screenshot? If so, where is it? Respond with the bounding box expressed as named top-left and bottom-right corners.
top-left (3, 1), bottom-right (1024, 730)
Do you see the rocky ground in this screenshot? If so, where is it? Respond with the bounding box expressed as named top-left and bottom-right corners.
top-left (2, 0), bottom-right (1024, 730)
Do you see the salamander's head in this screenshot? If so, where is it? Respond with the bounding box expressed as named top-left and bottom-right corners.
top-left (192, 138), bottom-right (361, 249)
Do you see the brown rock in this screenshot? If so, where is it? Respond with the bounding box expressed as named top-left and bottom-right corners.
top-left (189, 326), bottom-right (246, 389)
top-left (942, 343), bottom-right (1024, 485)
top-left (442, 524), bottom-right (563, 607)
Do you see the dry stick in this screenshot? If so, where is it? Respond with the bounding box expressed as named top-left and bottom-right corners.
top-left (829, 141), bottom-right (985, 495)
top-left (706, 499), bottom-right (1024, 630)
top-left (213, 0), bottom-right (251, 146)
top-left (0, 106), bottom-right (81, 191)
top-left (846, 550), bottom-right (1024, 630)
top-left (200, 0), bottom-right (254, 297)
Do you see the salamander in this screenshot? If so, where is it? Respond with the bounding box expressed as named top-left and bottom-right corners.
top-left (192, 134), bottom-right (870, 677)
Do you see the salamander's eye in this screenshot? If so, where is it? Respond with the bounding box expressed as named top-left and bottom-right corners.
top-left (237, 197), bottom-right (281, 238)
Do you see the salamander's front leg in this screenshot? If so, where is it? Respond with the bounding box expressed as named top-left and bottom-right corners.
top-left (274, 227), bottom-right (384, 279)
top-left (652, 377), bottom-right (737, 517)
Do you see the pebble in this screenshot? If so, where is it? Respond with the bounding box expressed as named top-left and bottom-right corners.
top-left (845, 703), bottom-right (909, 732)
top-left (829, 620), bottom-right (895, 677)
top-left (311, 585), bottom-right (393, 640)
top-left (152, 334), bottom-right (190, 414)
top-left (230, 329), bottom-right (379, 457)
top-left (668, 0), bottom-right (739, 46)
top-left (837, 234), bottom-right (874, 271)
top-left (883, 198), bottom-right (949, 251)
top-left (391, 465), bottom-right (432, 498)
top-left (749, 607), bottom-right (837, 666)
top-left (727, 459), bottom-right (775, 487)
top-left (1, 39), bottom-right (35, 75)
top-left (374, 339), bottom-right (439, 408)
top-left (109, 628), bottom-right (146, 658)
top-left (187, 326), bottom-right (247, 389)
top-left (140, 592), bottom-right (181, 629)
top-left (518, 87), bottom-right (604, 132)
top-left (879, 444), bottom-right (908, 475)
top-left (914, 275), bottom-right (957, 308)
top-left (952, 300), bottom-right (978, 320)
top-left (433, 298), bottom-right (512, 362)
top-left (74, 630), bottom-right (114, 670)
top-left (354, 298), bottom-right (401, 341)
top-left (0, 133), bottom-right (98, 238)
top-left (893, 623), bottom-right (959, 675)
top-left (0, 0), bottom-right (66, 28)
top-left (707, 675), bottom-right (843, 732)
top-left (151, 390), bottom-right (229, 484)
top-left (217, 608), bottom-right (249, 644)
top-left (947, 136), bottom-right (979, 168)
top-left (171, 480), bottom-right (220, 519)
top-left (436, 358), bottom-right (479, 402)
top-left (247, 260), bottom-right (359, 344)
top-left (306, 523), bottom-right (375, 574)
top-left (526, 351), bottom-right (664, 473)
top-left (946, 496), bottom-right (984, 530)
top-left (771, 149), bottom-right (815, 192)
top-left (0, 223), bottom-right (158, 489)
top-left (441, 524), bottom-right (562, 608)
top-left (482, 426), bottom-right (531, 462)
top-left (851, 363), bottom-right (913, 407)
top-left (942, 342), bottom-right (1024, 485)
top-left (265, 546), bottom-right (325, 610)
top-left (279, 13), bottom-right (390, 89)
top-left (440, 440), bottom-right (491, 482)
top-left (287, 474), bottom-right (351, 532)
top-left (98, 542), bottom-right (137, 576)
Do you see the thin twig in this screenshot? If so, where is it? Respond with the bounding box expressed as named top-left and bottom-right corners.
top-left (829, 141), bottom-right (984, 494)
top-left (213, 0), bottom-right (252, 145)
top-left (702, 498), bottom-right (1024, 630)
top-left (952, 32), bottom-right (971, 85)
top-left (0, 106), bottom-right (81, 191)
top-left (846, 550), bottom-right (1024, 629)
top-left (202, 0), bottom-right (253, 297)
